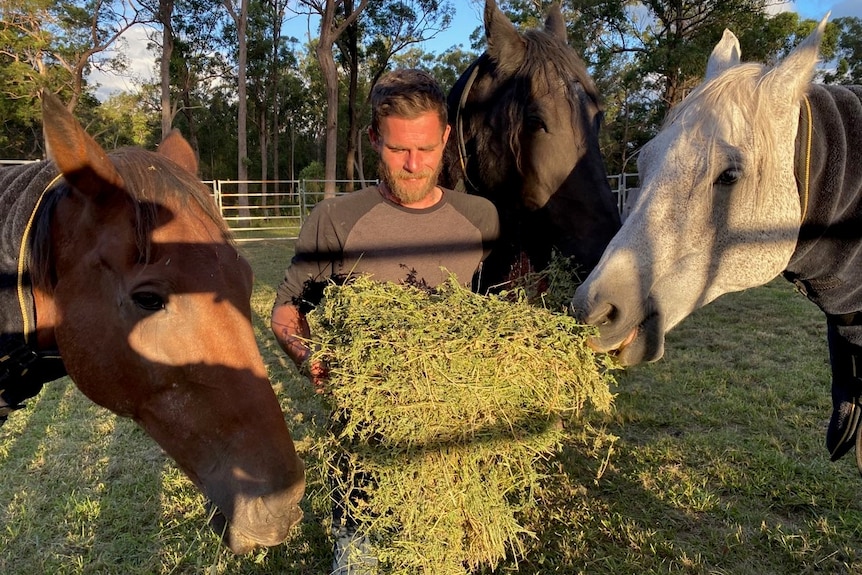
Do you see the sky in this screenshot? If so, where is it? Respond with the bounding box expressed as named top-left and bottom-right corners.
top-left (91, 0), bottom-right (862, 100)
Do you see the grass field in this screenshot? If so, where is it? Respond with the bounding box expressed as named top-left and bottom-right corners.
top-left (1, 240), bottom-right (860, 574)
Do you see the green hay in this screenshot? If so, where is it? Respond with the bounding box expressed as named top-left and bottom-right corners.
top-left (505, 251), bottom-right (586, 312)
top-left (308, 276), bottom-right (616, 573)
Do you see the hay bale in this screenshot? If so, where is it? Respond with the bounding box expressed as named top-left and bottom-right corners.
top-left (308, 276), bottom-right (615, 574)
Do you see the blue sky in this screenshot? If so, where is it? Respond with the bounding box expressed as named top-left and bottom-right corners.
top-left (793, 0), bottom-right (862, 19)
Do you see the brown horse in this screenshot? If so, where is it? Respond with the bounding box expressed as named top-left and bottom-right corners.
top-left (0, 93), bottom-right (304, 553)
top-left (443, 0), bottom-right (621, 292)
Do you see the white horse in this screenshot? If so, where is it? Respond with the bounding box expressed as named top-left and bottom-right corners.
top-left (571, 17), bottom-right (862, 470)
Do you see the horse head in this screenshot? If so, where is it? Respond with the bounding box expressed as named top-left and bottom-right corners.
top-left (31, 92), bottom-right (305, 553)
top-left (571, 18), bottom-right (828, 365)
top-left (445, 0), bottom-right (620, 289)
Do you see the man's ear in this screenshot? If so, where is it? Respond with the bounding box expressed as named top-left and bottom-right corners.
top-left (441, 124), bottom-right (451, 146)
top-left (368, 126), bottom-right (381, 151)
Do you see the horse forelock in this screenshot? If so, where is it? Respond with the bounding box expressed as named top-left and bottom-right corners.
top-left (522, 28), bottom-right (600, 110)
top-left (662, 63), bottom-right (790, 209)
top-left (30, 147), bottom-right (231, 292)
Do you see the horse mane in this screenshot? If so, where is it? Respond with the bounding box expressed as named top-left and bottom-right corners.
top-left (662, 62), bottom-right (786, 208)
top-left (30, 147), bottom-right (232, 292)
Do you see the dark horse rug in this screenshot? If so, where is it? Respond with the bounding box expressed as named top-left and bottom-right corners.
top-left (0, 162), bottom-right (66, 424)
top-left (784, 83), bottom-right (862, 463)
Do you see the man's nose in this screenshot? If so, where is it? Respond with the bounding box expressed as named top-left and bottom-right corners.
top-left (404, 150), bottom-right (421, 173)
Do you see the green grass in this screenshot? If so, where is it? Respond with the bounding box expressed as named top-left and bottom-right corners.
top-left (1, 241), bottom-right (860, 574)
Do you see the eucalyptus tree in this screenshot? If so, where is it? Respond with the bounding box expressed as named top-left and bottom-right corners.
top-left (245, 0), bottom-right (296, 209)
top-left (296, 0), bottom-right (369, 198)
top-left (824, 16), bottom-right (862, 85)
top-left (223, 0), bottom-right (252, 219)
top-left (0, 0), bottom-right (145, 156)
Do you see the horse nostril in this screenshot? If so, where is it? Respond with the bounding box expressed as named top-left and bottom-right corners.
top-left (591, 302), bottom-right (618, 327)
top-left (606, 304), bottom-right (619, 324)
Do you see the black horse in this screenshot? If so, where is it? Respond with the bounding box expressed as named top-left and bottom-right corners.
top-left (442, 0), bottom-right (621, 292)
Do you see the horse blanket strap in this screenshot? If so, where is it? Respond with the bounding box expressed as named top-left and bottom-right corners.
top-left (0, 341), bottom-right (63, 424)
top-left (828, 311), bottom-right (862, 327)
top-left (796, 94), bottom-right (813, 223)
top-left (0, 163), bottom-right (67, 425)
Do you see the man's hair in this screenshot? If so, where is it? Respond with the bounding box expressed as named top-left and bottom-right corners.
top-left (370, 69), bottom-right (448, 136)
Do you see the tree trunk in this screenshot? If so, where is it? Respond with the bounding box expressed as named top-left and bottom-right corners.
top-left (260, 106), bottom-right (269, 214)
top-left (225, 0), bottom-right (250, 222)
top-left (271, 0), bottom-right (282, 213)
top-left (159, 0), bottom-right (175, 138)
top-left (313, 0), bottom-right (369, 199)
top-left (342, 0), bottom-right (359, 192)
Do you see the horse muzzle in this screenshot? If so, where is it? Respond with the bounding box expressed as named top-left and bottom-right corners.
top-left (572, 294), bottom-right (666, 367)
top-left (207, 485), bottom-right (305, 554)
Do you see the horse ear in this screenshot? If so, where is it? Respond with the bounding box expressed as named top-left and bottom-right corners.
top-left (762, 14), bottom-right (829, 102)
top-left (544, 3), bottom-right (567, 43)
top-left (41, 91), bottom-right (125, 194)
top-left (705, 29), bottom-right (741, 81)
top-left (484, 0), bottom-right (525, 72)
top-left (159, 129), bottom-right (199, 176)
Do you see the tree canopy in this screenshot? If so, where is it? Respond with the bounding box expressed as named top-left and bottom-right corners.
top-left (0, 0), bottom-right (856, 177)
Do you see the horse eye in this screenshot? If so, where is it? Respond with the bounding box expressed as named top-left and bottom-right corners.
top-left (715, 168), bottom-right (742, 186)
top-left (526, 115), bottom-right (548, 133)
top-left (132, 292), bottom-right (166, 312)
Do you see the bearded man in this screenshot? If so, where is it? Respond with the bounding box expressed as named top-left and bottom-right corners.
top-left (270, 68), bottom-right (499, 574)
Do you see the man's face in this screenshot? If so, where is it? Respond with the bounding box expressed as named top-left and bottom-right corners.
top-left (370, 111), bottom-right (451, 205)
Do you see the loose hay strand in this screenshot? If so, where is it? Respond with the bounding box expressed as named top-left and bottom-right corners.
top-left (309, 276), bottom-right (616, 573)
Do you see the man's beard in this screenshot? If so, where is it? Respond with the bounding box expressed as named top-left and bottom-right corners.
top-left (378, 161), bottom-right (443, 205)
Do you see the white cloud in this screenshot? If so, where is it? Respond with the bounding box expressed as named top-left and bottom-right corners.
top-left (88, 23), bottom-right (158, 101)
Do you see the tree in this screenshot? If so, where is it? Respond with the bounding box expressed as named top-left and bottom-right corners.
top-left (146, 0), bottom-right (177, 137)
top-left (51, 0), bottom-right (147, 109)
top-left (824, 16), bottom-right (862, 85)
top-left (0, 0), bottom-right (146, 156)
top-left (299, 0), bottom-right (369, 198)
top-left (336, 0), bottom-right (361, 191)
top-left (223, 0), bottom-right (251, 219)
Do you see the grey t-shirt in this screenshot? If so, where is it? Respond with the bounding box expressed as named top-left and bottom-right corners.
top-left (274, 186), bottom-right (499, 309)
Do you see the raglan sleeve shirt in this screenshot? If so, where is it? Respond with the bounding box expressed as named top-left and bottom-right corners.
top-left (274, 187), bottom-right (499, 311)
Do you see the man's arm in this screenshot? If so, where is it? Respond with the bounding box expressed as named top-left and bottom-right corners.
top-left (271, 303), bottom-right (328, 392)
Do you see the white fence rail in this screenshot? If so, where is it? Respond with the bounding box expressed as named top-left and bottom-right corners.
top-left (2, 159), bottom-right (639, 242)
top-left (607, 172), bottom-right (640, 220)
top-left (207, 179), bottom-right (367, 242)
top-left (210, 174), bottom-right (640, 242)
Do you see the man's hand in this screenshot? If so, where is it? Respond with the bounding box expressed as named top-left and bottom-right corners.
top-left (272, 303), bottom-right (330, 392)
top-left (304, 359), bottom-right (330, 394)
